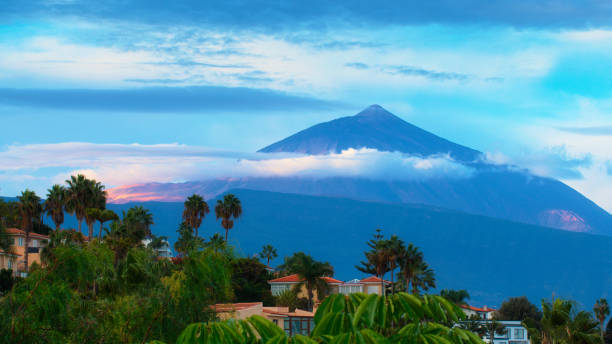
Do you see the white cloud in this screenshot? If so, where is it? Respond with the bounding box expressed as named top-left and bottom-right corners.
top-left (0, 143), bottom-right (475, 191)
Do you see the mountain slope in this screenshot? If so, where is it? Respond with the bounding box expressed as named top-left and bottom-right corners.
top-left (108, 105), bottom-right (612, 235)
top-left (58, 189), bottom-right (612, 307)
top-left (259, 104), bottom-right (481, 162)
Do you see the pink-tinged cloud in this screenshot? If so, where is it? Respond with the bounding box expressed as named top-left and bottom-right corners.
top-left (538, 209), bottom-right (591, 233)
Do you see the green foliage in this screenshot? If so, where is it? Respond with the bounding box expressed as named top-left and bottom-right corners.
top-left (0, 268), bottom-right (19, 296)
top-left (183, 194), bottom-right (210, 238)
top-left (260, 244), bottom-right (278, 266)
top-left (605, 318), bottom-right (612, 344)
top-left (215, 193), bottom-right (242, 241)
top-left (440, 289), bottom-right (471, 305)
top-left (231, 257), bottom-right (274, 305)
top-left (496, 296), bottom-right (542, 321)
top-left (278, 252), bottom-right (334, 311)
top-left (524, 298), bottom-right (601, 344)
top-left (175, 222), bottom-right (205, 256)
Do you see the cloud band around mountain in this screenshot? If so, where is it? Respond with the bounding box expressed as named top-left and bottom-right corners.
top-left (0, 143), bottom-right (475, 189)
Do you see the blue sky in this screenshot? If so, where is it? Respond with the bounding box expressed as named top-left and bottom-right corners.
top-left (1, 0), bottom-right (612, 211)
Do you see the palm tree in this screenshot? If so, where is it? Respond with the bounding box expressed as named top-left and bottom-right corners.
top-left (84, 179), bottom-right (106, 240)
top-left (44, 184), bottom-right (66, 231)
top-left (214, 194), bottom-right (242, 242)
top-left (17, 189), bottom-right (42, 273)
top-left (206, 233), bottom-right (225, 254)
top-left (65, 174), bottom-right (90, 234)
top-left (531, 298), bottom-right (600, 344)
top-left (594, 299), bottom-right (610, 340)
top-left (259, 244), bottom-right (278, 266)
top-left (97, 209), bottom-right (119, 239)
top-left (411, 261), bottom-right (436, 294)
top-left (278, 252), bottom-right (333, 311)
top-left (398, 243), bottom-right (423, 292)
top-left (386, 235), bottom-right (404, 295)
top-left (182, 194), bottom-right (210, 238)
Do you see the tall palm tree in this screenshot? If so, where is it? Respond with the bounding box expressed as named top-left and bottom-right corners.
top-left (44, 184), bottom-right (66, 231)
top-left (17, 189), bottom-right (42, 273)
top-left (279, 252), bottom-right (333, 311)
top-left (84, 179), bottom-right (106, 240)
top-left (124, 206), bottom-right (154, 238)
top-left (259, 244), bottom-right (278, 266)
top-left (398, 243), bottom-right (423, 293)
top-left (594, 299), bottom-right (610, 340)
top-left (65, 174), bottom-right (90, 235)
top-left (386, 235), bottom-right (404, 295)
top-left (182, 194), bottom-right (209, 238)
top-left (214, 194), bottom-right (242, 242)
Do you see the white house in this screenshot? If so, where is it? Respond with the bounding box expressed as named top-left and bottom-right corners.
top-left (461, 304), bottom-right (496, 320)
top-left (142, 238), bottom-right (173, 258)
top-left (483, 321), bottom-right (530, 344)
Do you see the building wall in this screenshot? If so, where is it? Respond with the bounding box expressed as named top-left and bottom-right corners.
top-left (0, 253), bottom-right (18, 271)
top-left (7, 232), bottom-right (48, 273)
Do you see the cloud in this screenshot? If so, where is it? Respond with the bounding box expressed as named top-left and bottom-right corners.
top-left (383, 65), bottom-right (470, 81)
top-left (0, 143), bottom-right (475, 189)
top-left (5, 0), bottom-right (612, 30)
top-left (484, 147), bottom-right (592, 180)
top-left (345, 62), bottom-right (471, 81)
top-left (557, 125), bottom-right (612, 136)
top-left (0, 86), bottom-right (342, 113)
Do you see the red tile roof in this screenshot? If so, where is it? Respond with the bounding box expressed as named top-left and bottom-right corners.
top-left (360, 276), bottom-right (391, 284)
top-left (6, 228), bottom-right (49, 239)
top-left (262, 308), bottom-right (314, 317)
top-left (269, 274), bottom-right (343, 284)
top-left (460, 304), bottom-right (496, 312)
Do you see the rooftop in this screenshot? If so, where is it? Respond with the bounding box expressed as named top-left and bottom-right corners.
top-left (6, 228), bottom-right (49, 239)
top-left (460, 304), bottom-right (497, 312)
top-left (268, 274), bottom-right (343, 284)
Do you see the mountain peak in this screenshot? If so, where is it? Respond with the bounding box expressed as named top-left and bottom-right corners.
top-left (355, 104), bottom-right (395, 117)
top-left (258, 105), bottom-right (481, 161)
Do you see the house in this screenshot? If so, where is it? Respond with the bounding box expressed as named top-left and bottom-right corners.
top-left (482, 320), bottom-right (530, 344)
top-left (0, 250), bottom-right (20, 272)
top-left (142, 238), bottom-right (173, 258)
top-left (213, 302), bottom-right (315, 337)
top-left (461, 304), bottom-right (496, 320)
top-left (4, 228), bottom-right (49, 276)
top-left (268, 274), bottom-right (344, 302)
top-left (269, 274), bottom-right (390, 303)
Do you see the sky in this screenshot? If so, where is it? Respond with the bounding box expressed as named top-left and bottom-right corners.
top-left (1, 0), bottom-right (612, 212)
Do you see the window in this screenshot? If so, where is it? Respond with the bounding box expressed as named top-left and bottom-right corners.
top-left (7, 259), bottom-right (12, 269)
top-left (367, 285), bottom-right (378, 294)
top-left (18, 237), bottom-right (24, 246)
top-left (32, 239), bottom-right (38, 247)
top-left (272, 319), bottom-right (278, 325)
top-left (271, 284), bottom-right (291, 296)
top-left (339, 285), bottom-right (363, 295)
top-left (513, 329), bottom-right (525, 339)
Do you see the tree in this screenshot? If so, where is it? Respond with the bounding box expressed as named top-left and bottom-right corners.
top-left (214, 194), bottom-right (242, 242)
top-left (97, 209), bottom-right (119, 239)
top-left (278, 252), bottom-right (333, 311)
top-left (174, 222), bottom-right (204, 256)
top-left (397, 243), bottom-right (435, 294)
top-left (65, 174), bottom-right (90, 234)
top-left (440, 289), bottom-right (471, 305)
top-left (206, 233), bottom-right (225, 254)
top-left (259, 244), bottom-right (278, 266)
top-left (496, 296), bottom-right (542, 322)
top-left (527, 298), bottom-right (600, 344)
top-left (182, 194), bottom-right (209, 238)
top-left (17, 189), bottom-right (42, 273)
top-left (594, 299), bottom-right (610, 341)
top-left (605, 318), bottom-right (612, 344)
top-left (147, 234), bottom-right (168, 251)
top-left (356, 229), bottom-right (390, 296)
top-left (123, 206), bottom-right (154, 238)
top-left (230, 257), bottom-right (274, 305)
top-left (386, 235), bottom-right (404, 295)
top-left (84, 180), bottom-right (107, 240)
top-left (44, 184), bottom-right (66, 231)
